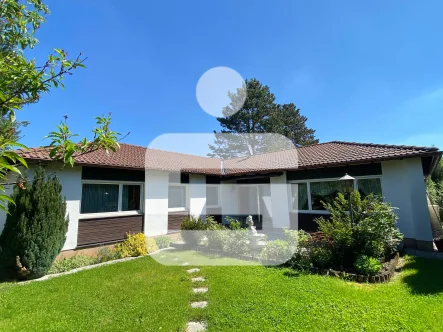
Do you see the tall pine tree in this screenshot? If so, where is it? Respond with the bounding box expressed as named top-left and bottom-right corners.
top-left (208, 78), bottom-right (318, 158)
top-left (0, 167), bottom-right (68, 279)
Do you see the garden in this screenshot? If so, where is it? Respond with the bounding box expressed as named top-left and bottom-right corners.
top-left (180, 191), bottom-right (403, 282)
top-left (0, 169), bottom-right (443, 331)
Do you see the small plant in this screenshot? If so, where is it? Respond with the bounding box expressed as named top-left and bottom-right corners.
top-left (96, 246), bottom-right (119, 263)
top-left (114, 233), bottom-right (148, 258)
top-left (205, 223), bottom-right (228, 251)
top-left (226, 217), bottom-right (242, 230)
top-left (354, 255), bottom-right (382, 276)
top-left (155, 236), bottom-right (172, 249)
top-left (49, 255), bottom-right (96, 274)
top-left (180, 216), bottom-right (217, 245)
top-left (146, 237), bottom-right (159, 253)
top-left (260, 240), bottom-right (292, 263)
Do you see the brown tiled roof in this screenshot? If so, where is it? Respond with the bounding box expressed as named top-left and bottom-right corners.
top-left (20, 143), bottom-right (222, 175)
top-left (18, 141), bottom-right (440, 176)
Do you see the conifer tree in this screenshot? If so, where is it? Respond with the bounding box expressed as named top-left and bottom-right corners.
top-left (0, 167), bottom-right (68, 279)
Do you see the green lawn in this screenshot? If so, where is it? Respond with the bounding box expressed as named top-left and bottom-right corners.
top-left (1, 251), bottom-right (443, 331)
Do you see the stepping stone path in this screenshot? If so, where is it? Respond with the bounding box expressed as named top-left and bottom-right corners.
top-left (186, 321), bottom-right (207, 332)
top-left (187, 268), bottom-right (200, 274)
top-left (192, 287), bottom-right (208, 294)
top-left (190, 301), bottom-right (208, 308)
top-left (186, 267), bottom-right (208, 331)
top-left (181, 262), bottom-right (190, 266)
top-left (192, 277), bottom-right (205, 282)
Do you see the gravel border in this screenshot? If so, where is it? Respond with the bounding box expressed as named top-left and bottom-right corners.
top-left (17, 247), bottom-right (176, 285)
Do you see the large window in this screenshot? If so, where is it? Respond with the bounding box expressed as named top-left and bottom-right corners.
top-left (310, 180), bottom-right (344, 210)
top-left (81, 182), bottom-right (142, 214)
top-left (290, 177), bottom-right (382, 212)
top-left (168, 185), bottom-right (187, 209)
top-left (206, 185), bottom-right (220, 207)
top-left (357, 178), bottom-right (382, 199)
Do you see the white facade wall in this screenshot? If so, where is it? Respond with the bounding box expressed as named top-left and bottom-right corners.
top-left (381, 158), bottom-right (433, 244)
top-left (220, 180), bottom-right (239, 217)
top-left (144, 170), bottom-right (169, 236)
top-left (270, 172), bottom-right (290, 228)
top-left (0, 165), bottom-right (82, 251)
top-left (189, 174), bottom-right (206, 219)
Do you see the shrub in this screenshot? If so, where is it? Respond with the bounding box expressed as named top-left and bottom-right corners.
top-left (114, 233), bottom-right (148, 258)
top-left (180, 216), bottom-right (206, 245)
top-left (146, 237), bottom-right (158, 253)
top-left (260, 240), bottom-right (293, 263)
top-left (0, 167), bottom-right (69, 279)
top-left (49, 255), bottom-right (96, 274)
top-left (205, 223), bottom-right (228, 251)
top-left (96, 246), bottom-right (119, 263)
top-left (155, 236), bottom-right (172, 249)
top-left (225, 217), bottom-right (242, 230)
top-left (315, 191), bottom-right (402, 268)
top-left (354, 255), bottom-right (382, 276)
top-left (283, 228), bottom-right (311, 248)
top-left (310, 245), bottom-right (333, 269)
top-left (180, 215), bottom-right (218, 245)
top-left (224, 229), bottom-right (249, 254)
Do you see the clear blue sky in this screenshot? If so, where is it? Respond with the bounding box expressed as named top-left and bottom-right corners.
top-left (19, 0), bottom-right (443, 155)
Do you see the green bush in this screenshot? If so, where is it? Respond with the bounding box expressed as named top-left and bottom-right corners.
top-left (114, 233), bottom-right (148, 258)
top-left (225, 217), bottom-right (242, 230)
top-left (310, 245), bottom-right (333, 269)
top-left (49, 255), bottom-right (96, 274)
top-left (0, 167), bottom-right (69, 279)
top-left (155, 236), bottom-right (172, 249)
top-left (96, 247), bottom-right (119, 263)
top-left (315, 191), bottom-right (402, 268)
top-left (205, 223), bottom-right (228, 251)
top-left (180, 215), bottom-right (218, 245)
top-left (260, 240), bottom-right (293, 263)
top-left (354, 255), bottom-right (382, 276)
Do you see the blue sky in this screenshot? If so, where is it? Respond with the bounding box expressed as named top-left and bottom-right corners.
top-left (19, 0), bottom-right (443, 155)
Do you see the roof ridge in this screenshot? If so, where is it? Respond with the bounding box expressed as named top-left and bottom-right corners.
top-left (329, 141), bottom-right (439, 151)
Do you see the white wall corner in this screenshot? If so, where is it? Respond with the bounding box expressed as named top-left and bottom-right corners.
top-left (406, 158), bottom-right (433, 242)
top-left (270, 172), bottom-right (290, 229)
top-left (381, 159), bottom-right (433, 242)
top-left (144, 170), bottom-right (169, 236)
top-left (189, 174), bottom-right (206, 219)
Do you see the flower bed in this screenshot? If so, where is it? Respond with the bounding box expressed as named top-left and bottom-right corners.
top-left (311, 252), bottom-right (400, 283)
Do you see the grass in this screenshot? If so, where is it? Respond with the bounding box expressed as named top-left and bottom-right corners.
top-left (1, 251), bottom-right (443, 331)
top-left (0, 256), bottom-right (191, 331)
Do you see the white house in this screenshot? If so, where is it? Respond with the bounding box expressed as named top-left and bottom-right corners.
top-left (0, 141), bottom-right (440, 252)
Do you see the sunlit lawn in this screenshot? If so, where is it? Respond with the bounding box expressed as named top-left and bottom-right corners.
top-left (1, 250), bottom-right (443, 331)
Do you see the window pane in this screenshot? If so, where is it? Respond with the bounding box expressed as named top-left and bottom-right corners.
top-left (291, 183), bottom-right (309, 210)
top-left (169, 186), bottom-right (186, 208)
top-left (358, 178), bottom-right (382, 198)
top-left (122, 185), bottom-right (141, 211)
top-left (310, 181), bottom-right (344, 210)
top-left (207, 186), bottom-right (219, 206)
top-left (81, 184), bottom-right (119, 213)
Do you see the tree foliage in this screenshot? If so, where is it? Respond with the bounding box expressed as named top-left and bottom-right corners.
top-left (0, 167), bottom-right (68, 279)
top-left (208, 78), bottom-right (318, 158)
top-left (0, 0), bottom-right (120, 210)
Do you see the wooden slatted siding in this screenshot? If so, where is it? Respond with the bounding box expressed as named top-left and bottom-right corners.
top-left (77, 215), bottom-right (144, 247)
top-left (168, 211), bottom-right (189, 231)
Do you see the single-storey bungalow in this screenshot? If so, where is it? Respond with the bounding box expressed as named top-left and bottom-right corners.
top-left (0, 141), bottom-right (440, 252)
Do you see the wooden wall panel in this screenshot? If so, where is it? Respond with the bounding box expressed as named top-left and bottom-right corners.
top-left (168, 211), bottom-right (189, 231)
top-left (77, 215), bottom-right (143, 247)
